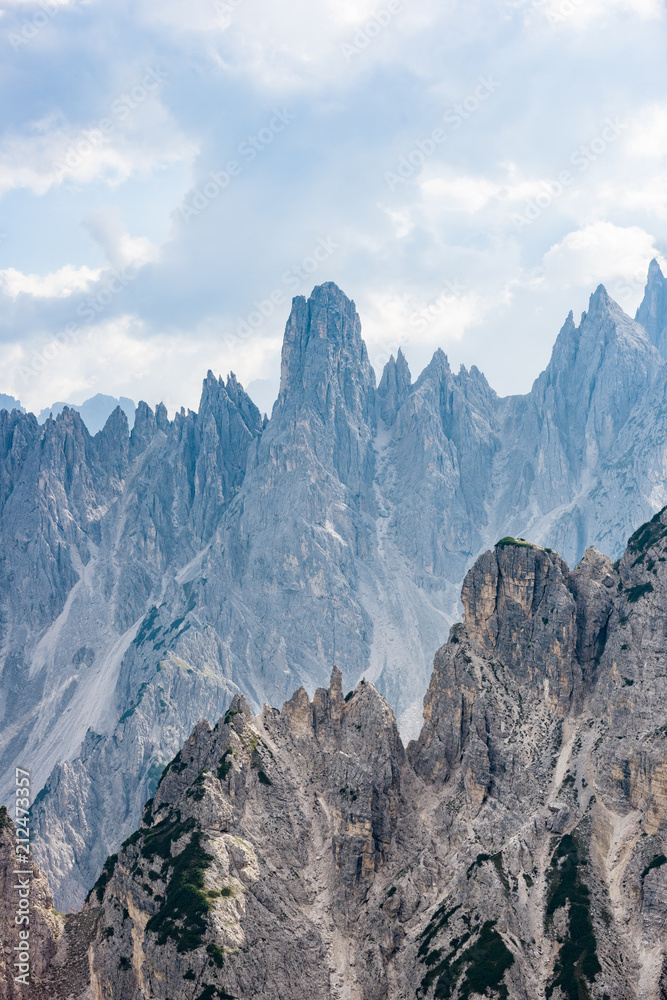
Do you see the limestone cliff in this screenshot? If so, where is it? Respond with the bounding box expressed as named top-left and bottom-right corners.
top-left (6, 508), bottom-right (667, 998)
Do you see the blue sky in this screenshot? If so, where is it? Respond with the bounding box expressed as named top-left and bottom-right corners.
top-left (1, 0), bottom-right (666, 417)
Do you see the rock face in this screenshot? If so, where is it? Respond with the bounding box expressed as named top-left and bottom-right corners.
top-left (0, 806), bottom-right (63, 999)
top-left (637, 258), bottom-right (667, 359)
top-left (6, 510), bottom-right (667, 999)
top-left (4, 267), bottom-right (667, 910)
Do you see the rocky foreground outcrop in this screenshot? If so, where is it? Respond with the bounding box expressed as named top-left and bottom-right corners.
top-left (5, 510), bottom-right (667, 998)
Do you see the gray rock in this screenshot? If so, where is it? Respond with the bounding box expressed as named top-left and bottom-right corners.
top-left (8, 509), bottom-right (667, 998)
top-left (4, 270), bottom-right (667, 914)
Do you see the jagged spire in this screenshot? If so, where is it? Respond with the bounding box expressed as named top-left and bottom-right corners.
top-left (636, 258), bottom-right (667, 359)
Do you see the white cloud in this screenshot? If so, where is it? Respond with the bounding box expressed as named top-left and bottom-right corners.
top-left (528, 0), bottom-right (664, 30)
top-left (533, 222), bottom-right (667, 314)
top-left (81, 209), bottom-right (160, 269)
top-left (12, 312), bottom-right (284, 419)
top-left (2, 0), bottom-right (667, 413)
top-left (420, 175), bottom-right (501, 213)
top-left (625, 102), bottom-right (667, 161)
top-left (359, 286), bottom-right (488, 376)
top-left (2, 0), bottom-right (86, 6)
top-left (134, 0), bottom-right (447, 93)
top-left (0, 90), bottom-right (196, 197)
top-left (0, 263), bottom-right (101, 299)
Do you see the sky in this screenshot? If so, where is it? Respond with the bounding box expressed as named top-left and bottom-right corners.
top-left (1, 0), bottom-right (666, 418)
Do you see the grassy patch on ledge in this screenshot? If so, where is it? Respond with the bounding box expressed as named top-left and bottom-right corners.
top-left (495, 536), bottom-right (537, 549)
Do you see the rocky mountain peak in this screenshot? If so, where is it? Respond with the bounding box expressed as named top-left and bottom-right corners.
top-left (460, 539), bottom-right (581, 709)
top-left (377, 348), bottom-right (412, 424)
top-left (197, 369), bottom-right (262, 437)
top-left (276, 282), bottom-right (376, 423)
top-left (636, 257), bottom-right (667, 359)
top-left (94, 404), bottom-right (130, 479)
top-left (532, 284), bottom-right (659, 478)
top-left (415, 346), bottom-right (452, 387)
top-left (129, 400), bottom-right (158, 458)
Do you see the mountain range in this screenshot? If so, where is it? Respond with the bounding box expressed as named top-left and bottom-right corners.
top-left (1, 261), bottom-right (667, 910)
top-left (3, 509), bottom-right (667, 998)
top-left (36, 394), bottom-right (137, 436)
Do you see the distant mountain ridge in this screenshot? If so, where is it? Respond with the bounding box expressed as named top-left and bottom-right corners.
top-left (0, 393), bottom-right (137, 434)
top-left (1, 263), bottom-right (667, 908)
top-left (37, 393), bottom-right (136, 434)
top-left (0, 393), bottom-right (23, 413)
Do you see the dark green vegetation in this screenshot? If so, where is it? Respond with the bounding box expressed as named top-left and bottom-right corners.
top-left (122, 829), bottom-right (142, 849)
top-left (627, 509), bottom-right (667, 564)
top-left (224, 706), bottom-right (243, 725)
top-left (88, 853), bottom-right (119, 903)
top-left (545, 834), bottom-right (601, 999)
top-left (626, 582), bottom-right (654, 604)
top-left (133, 605), bottom-right (159, 646)
top-left (207, 943), bottom-right (225, 968)
top-left (345, 690), bottom-right (355, 702)
top-left (140, 812), bottom-right (196, 862)
top-left (0, 805), bottom-right (7, 831)
top-left (142, 798), bottom-right (154, 826)
top-left (146, 762), bottom-right (164, 798)
top-left (217, 749), bottom-right (233, 781)
top-left (418, 913), bottom-right (514, 1000)
top-left (418, 900), bottom-right (461, 958)
top-left (257, 769), bottom-right (272, 786)
top-left (641, 854), bottom-right (667, 879)
top-left (156, 747), bottom-right (189, 790)
top-left (145, 827), bottom-right (214, 952)
top-left (187, 772), bottom-right (207, 802)
top-left (195, 987), bottom-right (236, 1000)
